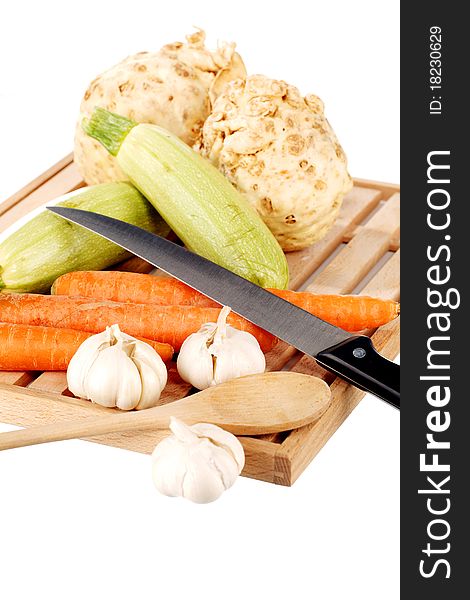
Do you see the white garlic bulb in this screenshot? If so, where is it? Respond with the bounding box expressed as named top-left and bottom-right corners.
top-left (177, 306), bottom-right (266, 390)
top-left (67, 324), bottom-right (167, 410)
top-left (152, 417), bottom-right (245, 503)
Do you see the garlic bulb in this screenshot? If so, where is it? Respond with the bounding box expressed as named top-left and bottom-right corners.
top-left (177, 306), bottom-right (266, 390)
top-left (67, 324), bottom-right (167, 410)
top-left (152, 417), bottom-right (245, 503)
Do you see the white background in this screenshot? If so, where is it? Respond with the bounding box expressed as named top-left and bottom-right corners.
top-left (0, 1), bottom-right (400, 598)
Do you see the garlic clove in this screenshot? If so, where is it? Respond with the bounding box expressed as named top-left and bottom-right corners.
top-left (190, 422), bottom-right (245, 473)
top-left (152, 438), bottom-right (190, 497)
top-left (168, 416), bottom-right (200, 444)
top-left (132, 358), bottom-right (164, 410)
top-left (211, 333), bottom-right (266, 386)
top-left (66, 330), bottom-right (110, 398)
top-left (182, 466), bottom-right (226, 503)
top-left (177, 331), bottom-right (216, 390)
top-left (202, 441), bottom-right (241, 489)
top-left (181, 444), bottom-right (229, 503)
top-left (131, 341), bottom-right (168, 410)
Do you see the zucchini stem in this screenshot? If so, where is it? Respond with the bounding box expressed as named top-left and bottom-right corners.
top-left (82, 108), bottom-right (137, 156)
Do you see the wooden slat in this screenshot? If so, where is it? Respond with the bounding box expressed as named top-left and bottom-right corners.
top-left (0, 372), bottom-right (38, 387)
top-left (359, 249), bottom-right (400, 301)
top-left (307, 193), bottom-right (399, 294)
top-left (265, 342), bottom-right (300, 372)
top-left (352, 178), bottom-right (400, 200)
top-left (286, 187), bottom-right (382, 289)
top-left (0, 383), bottom-right (112, 425)
top-left (343, 225), bottom-right (400, 251)
top-left (28, 372), bottom-right (68, 394)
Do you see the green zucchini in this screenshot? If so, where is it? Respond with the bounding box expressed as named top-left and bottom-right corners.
top-left (0, 182), bottom-right (169, 293)
top-left (83, 108), bottom-right (289, 289)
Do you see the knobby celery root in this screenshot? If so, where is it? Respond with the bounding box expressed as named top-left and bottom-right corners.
top-left (195, 75), bottom-right (353, 251)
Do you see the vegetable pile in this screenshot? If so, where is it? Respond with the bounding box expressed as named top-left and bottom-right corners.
top-left (0, 29), bottom-right (400, 503)
top-left (74, 30), bottom-right (354, 251)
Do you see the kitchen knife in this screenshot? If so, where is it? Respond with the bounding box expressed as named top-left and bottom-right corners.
top-left (48, 207), bottom-right (400, 409)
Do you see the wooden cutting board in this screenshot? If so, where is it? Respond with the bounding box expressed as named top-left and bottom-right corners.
top-left (0, 155), bottom-right (400, 486)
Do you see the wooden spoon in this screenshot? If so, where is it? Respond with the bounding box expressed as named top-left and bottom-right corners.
top-left (0, 372), bottom-right (330, 451)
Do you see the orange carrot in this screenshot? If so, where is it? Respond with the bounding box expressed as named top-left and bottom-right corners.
top-left (0, 294), bottom-right (276, 352)
top-left (51, 271), bottom-right (203, 306)
top-left (52, 272), bottom-right (399, 331)
top-left (0, 323), bottom-right (90, 371)
top-left (268, 290), bottom-right (400, 331)
top-left (0, 323), bottom-right (174, 371)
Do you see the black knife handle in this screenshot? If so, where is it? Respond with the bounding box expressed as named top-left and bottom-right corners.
top-left (316, 336), bottom-right (400, 409)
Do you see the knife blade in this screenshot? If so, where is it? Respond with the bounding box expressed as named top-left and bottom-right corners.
top-left (48, 206), bottom-right (400, 409)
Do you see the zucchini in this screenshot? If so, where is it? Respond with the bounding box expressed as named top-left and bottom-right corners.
top-left (0, 182), bottom-right (169, 293)
top-left (83, 108), bottom-right (289, 289)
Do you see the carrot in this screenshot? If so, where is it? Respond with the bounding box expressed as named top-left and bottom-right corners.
top-left (0, 323), bottom-right (90, 371)
top-left (0, 294), bottom-right (276, 352)
top-left (0, 323), bottom-right (174, 371)
top-left (267, 290), bottom-right (400, 331)
top-left (51, 271), bottom-right (205, 306)
top-left (52, 272), bottom-right (399, 331)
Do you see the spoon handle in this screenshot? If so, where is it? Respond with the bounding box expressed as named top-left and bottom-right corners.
top-left (0, 404), bottom-right (174, 451)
